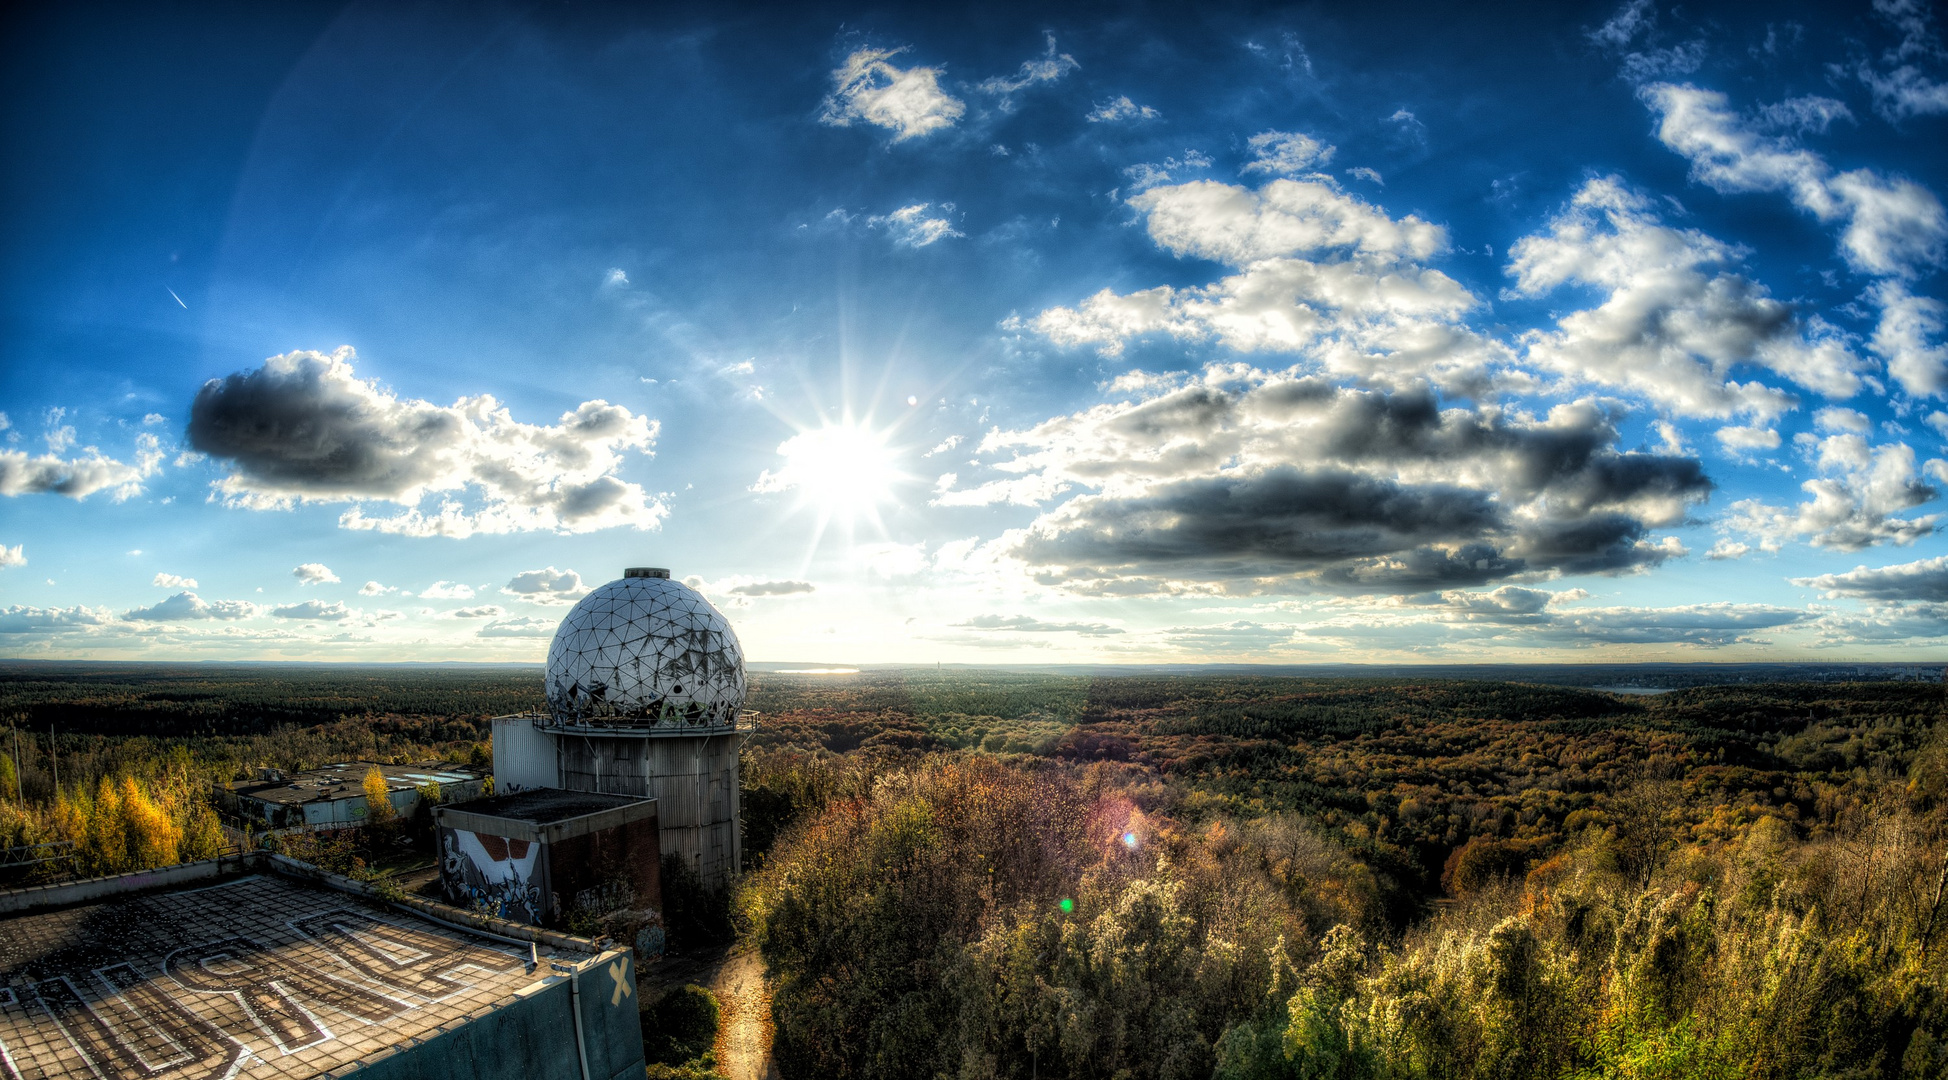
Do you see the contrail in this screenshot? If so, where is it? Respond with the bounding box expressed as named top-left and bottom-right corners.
top-left (167, 287), bottom-right (187, 309)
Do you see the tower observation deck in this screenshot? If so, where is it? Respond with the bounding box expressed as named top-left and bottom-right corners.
top-left (493, 567), bottom-right (754, 889)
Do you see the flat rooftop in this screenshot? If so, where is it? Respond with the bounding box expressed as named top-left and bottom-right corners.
top-left (0, 865), bottom-right (583, 1080)
top-left (433, 789), bottom-right (658, 846)
top-left (229, 761), bottom-right (487, 807)
top-left (443, 788), bottom-right (646, 825)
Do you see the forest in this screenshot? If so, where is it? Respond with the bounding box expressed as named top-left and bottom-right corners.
top-left (3, 663), bottom-right (1947, 1078)
top-left (740, 671), bottom-right (1948, 1079)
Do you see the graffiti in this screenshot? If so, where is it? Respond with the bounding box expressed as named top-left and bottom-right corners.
top-left (0, 883), bottom-right (533, 1080)
top-left (572, 877), bottom-right (634, 918)
top-left (441, 828), bottom-right (548, 923)
top-left (290, 909), bottom-right (511, 1002)
top-left (24, 967), bottom-right (241, 1080)
top-left (165, 936), bottom-right (410, 1053)
top-left (633, 923), bottom-right (666, 961)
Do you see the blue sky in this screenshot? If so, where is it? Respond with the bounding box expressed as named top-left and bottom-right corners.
top-left (2, 0), bottom-right (1946, 663)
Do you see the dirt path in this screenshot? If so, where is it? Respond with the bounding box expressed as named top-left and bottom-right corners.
top-left (706, 946), bottom-right (777, 1080)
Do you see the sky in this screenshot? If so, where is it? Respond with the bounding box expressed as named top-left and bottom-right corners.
top-left (2, 0), bottom-right (1946, 665)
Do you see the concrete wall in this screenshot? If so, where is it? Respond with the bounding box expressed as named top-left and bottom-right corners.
top-left (556, 732), bottom-right (741, 888)
top-left (494, 715), bottom-right (562, 792)
top-left (348, 949), bottom-right (646, 1080)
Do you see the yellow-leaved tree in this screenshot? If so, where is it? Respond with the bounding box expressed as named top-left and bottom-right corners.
top-left (363, 766), bottom-right (397, 824)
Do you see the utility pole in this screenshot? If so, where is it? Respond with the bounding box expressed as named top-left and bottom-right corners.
top-left (9, 718), bottom-right (20, 801)
top-left (49, 726), bottom-right (58, 801)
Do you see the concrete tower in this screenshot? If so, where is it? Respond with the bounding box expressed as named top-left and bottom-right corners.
top-left (493, 567), bottom-right (751, 889)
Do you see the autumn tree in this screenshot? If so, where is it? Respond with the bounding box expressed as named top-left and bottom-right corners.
top-left (362, 766), bottom-right (397, 824)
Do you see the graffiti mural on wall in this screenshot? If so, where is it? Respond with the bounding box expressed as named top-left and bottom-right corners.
top-left (440, 828), bottom-right (548, 923)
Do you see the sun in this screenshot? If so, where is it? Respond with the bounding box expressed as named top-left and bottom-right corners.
top-left (756, 421), bottom-right (903, 527)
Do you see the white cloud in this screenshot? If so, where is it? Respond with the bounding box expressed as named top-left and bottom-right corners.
top-left (447, 605), bottom-right (504, 619)
top-left (293, 562), bottom-right (339, 585)
top-left (868, 203), bottom-right (963, 248)
top-left (1532, 602), bottom-right (1806, 645)
top-left (1705, 540), bottom-right (1750, 560)
top-left (1242, 131), bottom-right (1335, 176)
top-left (693, 576), bottom-right (817, 599)
top-left (820, 46), bottom-right (965, 141)
top-left (1589, 0), bottom-right (1654, 50)
top-left (188, 348), bottom-right (665, 538)
top-left (0, 433), bottom-right (162, 501)
top-left (1754, 95), bottom-right (1854, 134)
top-left (152, 572), bottom-right (198, 588)
top-left (1858, 64), bottom-right (1948, 120)
top-left (1716, 425), bottom-right (1781, 453)
top-left (478, 615), bottom-right (556, 638)
top-left (1642, 82), bottom-right (1947, 279)
top-left (1346, 167), bottom-right (1384, 186)
top-left (1121, 152), bottom-right (1213, 193)
top-left (1727, 433), bottom-right (1941, 551)
top-left (1508, 176), bottom-right (1867, 416)
top-left (269, 599), bottom-right (354, 621)
top-left (1795, 553), bottom-right (1948, 601)
top-left (1816, 407), bottom-right (1872, 435)
top-left (502, 567), bottom-right (589, 604)
top-left (1087, 96), bottom-right (1158, 123)
top-left (1134, 178), bottom-right (1444, 265)
top-left (0, 605), bottom-right (112, 634)
top-left (1856, 0), bottom-right (1948, 120)
top-left (1029, 177), bottom-right (1498, 392)
top-left (1869, 281), bottom-right (1948, 398)
top-left (954, 614), bottom-right (1124, 636)
top-left (857, 540), bottom-right (929, 578)
top-left (977, 34), bottom-right (1078, 104)
top-left (420, 581), bottom-right (475, 600)
top-left (730, 578), bottom-right (815, 597)
top-left (358, 580), bottom-right (394, 596)
top-left (125, 592), bottom-right (258, 622)
top-left (0, 545), bottom-right (23, 569)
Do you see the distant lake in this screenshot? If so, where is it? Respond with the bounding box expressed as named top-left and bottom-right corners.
top-left (1596, 685), bottom-right (1674, 695)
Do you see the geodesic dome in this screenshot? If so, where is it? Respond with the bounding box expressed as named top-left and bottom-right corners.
top-left (543, 568), bottom-right (746, 726)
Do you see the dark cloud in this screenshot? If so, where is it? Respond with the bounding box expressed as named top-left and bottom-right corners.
top-left (1303, 391), bottom-right (1711, 511)
top-left (0, 443), bottom-right (159, 501)
top-left (1509, 514), bottom-right (1676, 576)
top-left (188, 352), bottom-right (460, 498)
top-left (1007, 467), bottom-right (1659, 594)
top-left (960, 375), bottom-right (1712, 596)
top-left (186, 348), bottom-right (662, 536)
top-left (1016, 468), bottom-right (1503, 575)
top-left (503, 566), bottom-right (589, 604)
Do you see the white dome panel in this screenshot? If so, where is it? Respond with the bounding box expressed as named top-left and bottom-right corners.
top-left (544, 570), bottom-right (746, 726)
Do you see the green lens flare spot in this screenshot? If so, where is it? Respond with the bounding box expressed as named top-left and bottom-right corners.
top-left (1059, 897), bottom-right (1074, 913)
